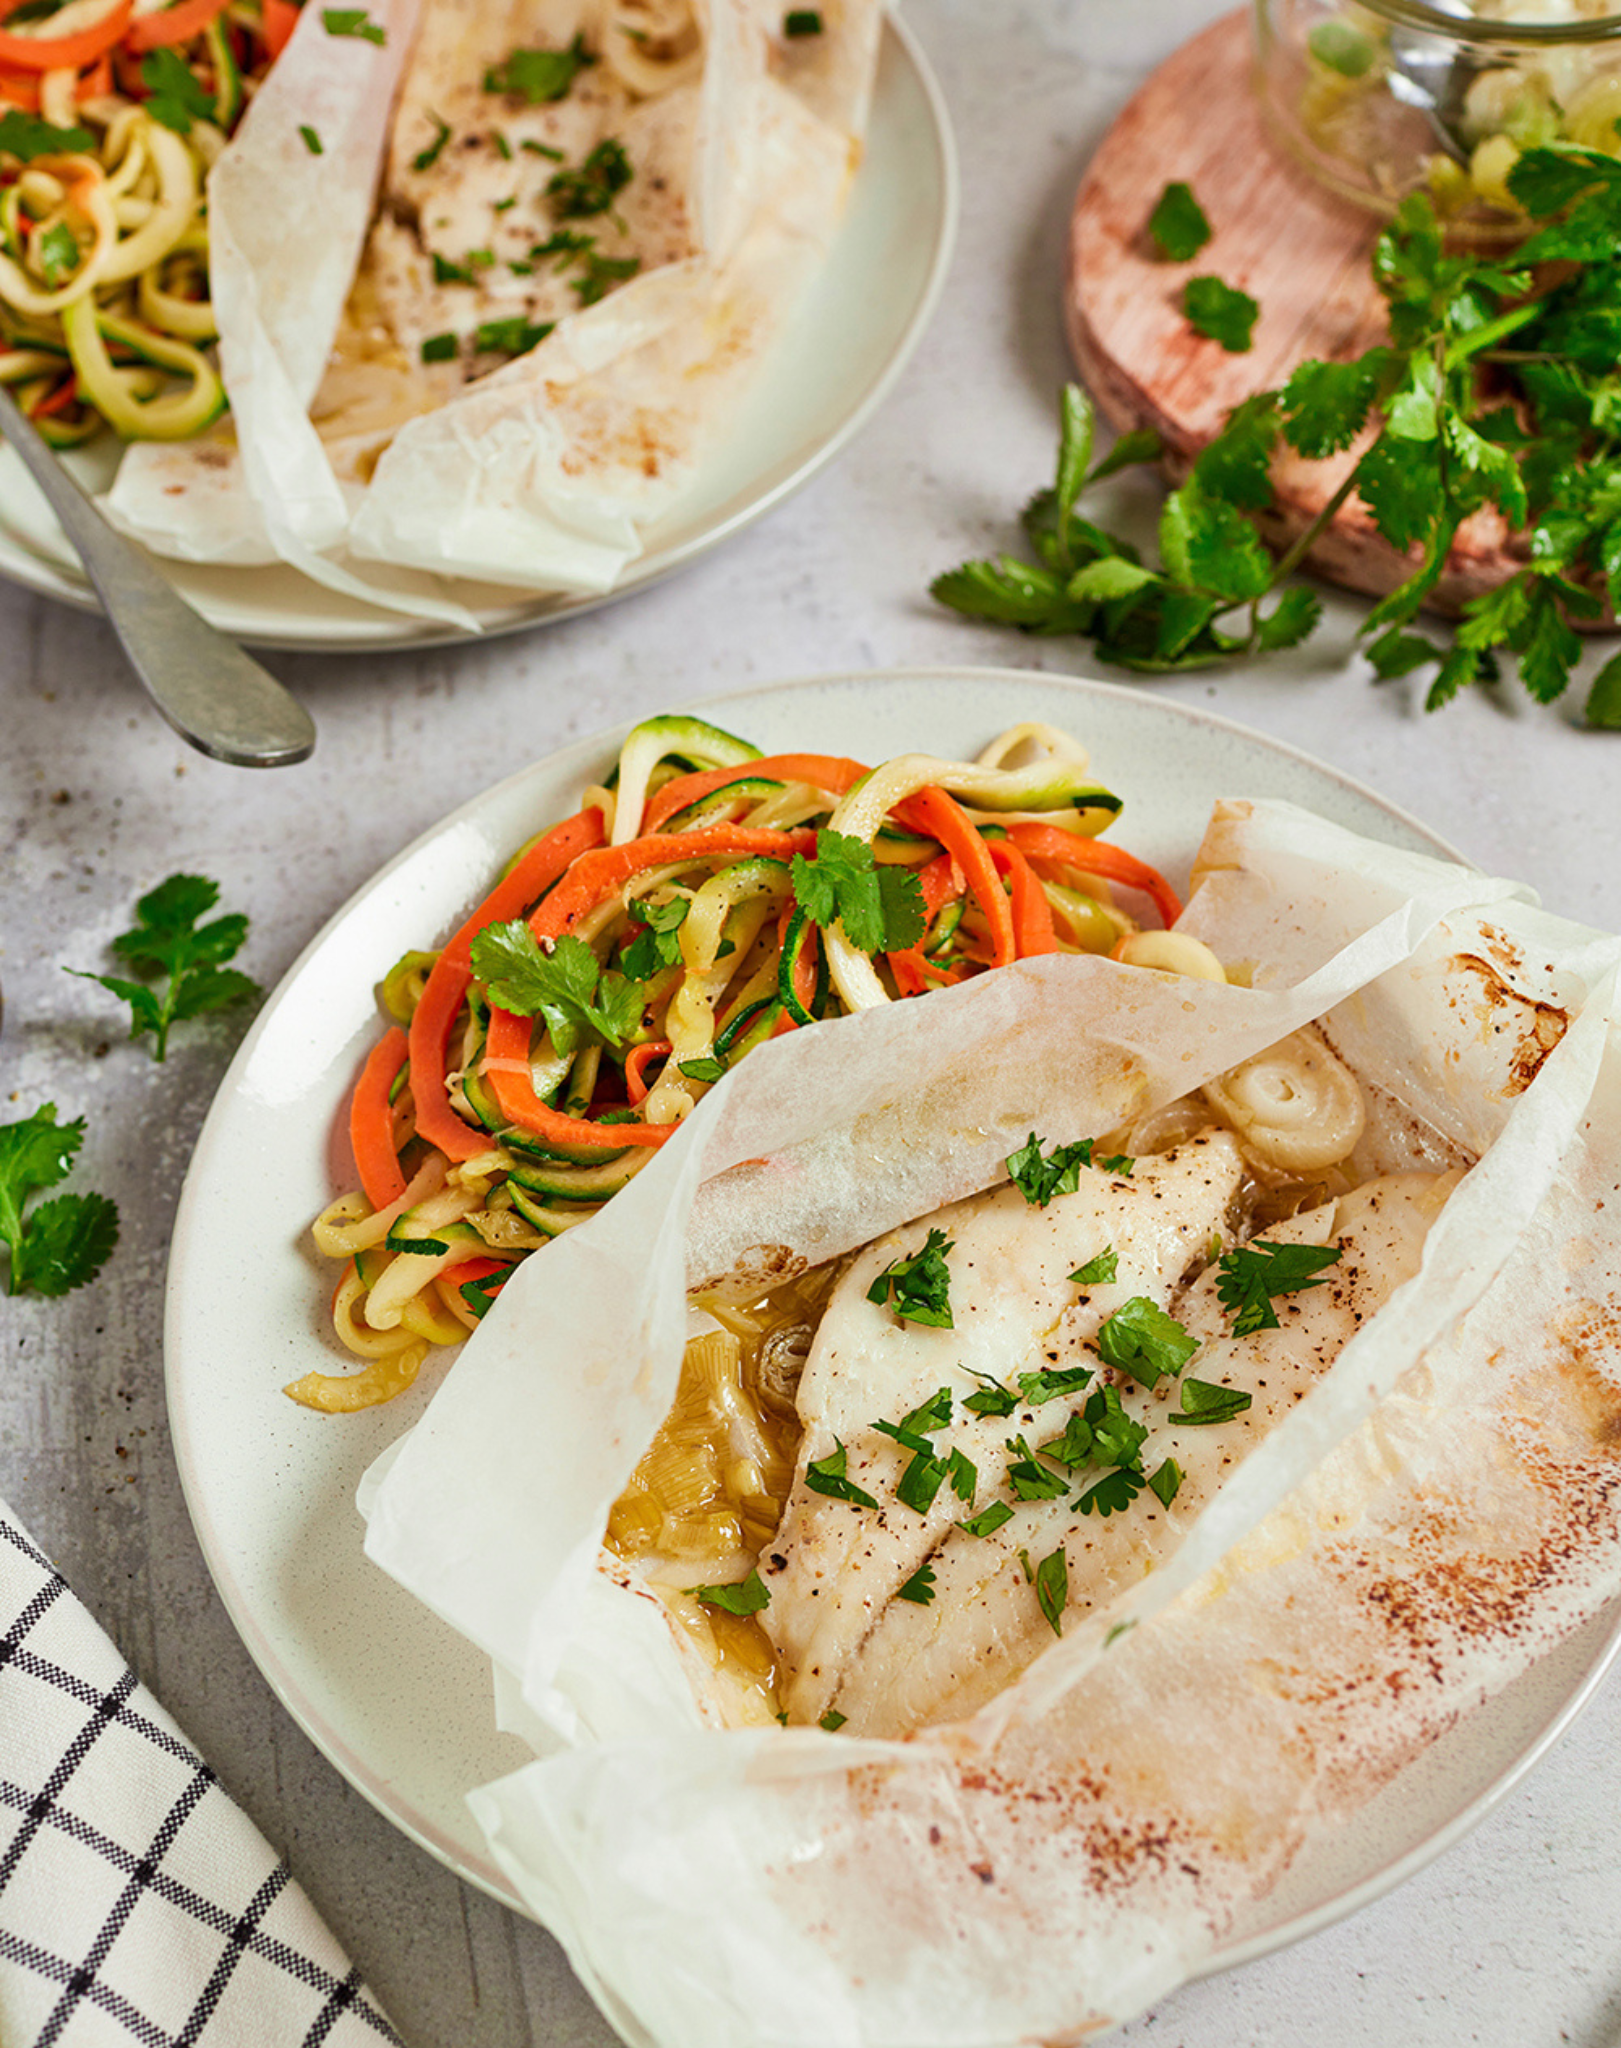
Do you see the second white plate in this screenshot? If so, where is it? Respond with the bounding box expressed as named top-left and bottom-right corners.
top-left (0, 17), bottom-right (954, 650)
top-left (165, 667), bottom-right (1621, 1974)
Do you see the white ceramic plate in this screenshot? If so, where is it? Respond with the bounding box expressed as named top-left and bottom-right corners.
top-left (0, 18), bottom-right (954, 651)
top-left (166, 667), bottom-right (1621, 1965)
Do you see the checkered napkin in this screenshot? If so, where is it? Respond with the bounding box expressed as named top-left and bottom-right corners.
top-left (0, 1500), bottom-right (403, 2048)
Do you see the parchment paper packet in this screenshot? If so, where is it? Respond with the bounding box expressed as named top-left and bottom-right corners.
top-left (103, 0), bottom-right (881, 619)
top-left (361, 799), bottom-right (1621, 2046)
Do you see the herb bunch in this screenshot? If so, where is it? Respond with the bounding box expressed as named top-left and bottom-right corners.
top-left (933, 151), bottom-right (1621, 726)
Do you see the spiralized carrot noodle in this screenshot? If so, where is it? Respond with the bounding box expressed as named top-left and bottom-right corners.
top-left (303, 714), bottom-right (1200, 1410)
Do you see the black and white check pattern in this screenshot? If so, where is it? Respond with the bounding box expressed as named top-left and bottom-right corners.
top-left (0, 1500), bottom-right (403, 2048)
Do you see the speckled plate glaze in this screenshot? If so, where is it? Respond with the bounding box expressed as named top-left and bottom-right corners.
top-left (165, 668), bottom-right (1621, 1962)
top-left (0, 15), bottom-right (955, 650)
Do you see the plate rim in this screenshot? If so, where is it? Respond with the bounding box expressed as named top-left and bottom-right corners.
top-left (163, 664), bottom-right (1620, 1985)
top-left (0, 12), bottom-right (958, 652)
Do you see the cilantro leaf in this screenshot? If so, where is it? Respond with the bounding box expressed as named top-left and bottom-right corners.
top-left (1005, 1132), bottom-right (1095, 1206)
top-left (957, 1499), bottom-right (1014, 1538)
top-left (962, 1377), bottom-right (1017, 1419)
top-left (1183, 274), bottom-right (1258, 352)
top-left (896, 1561), bottom-right (936, 1605)
top-left (1280, 352), bottom-right (1390, 457)
top-left (299, 124), bottom-right (324, 155)
top-left (0, 109), bottom-right (94, 160)
top-left (547, 137), bottom-right (633, 218)
top-left (140, 47), bottom-right (216, 133)
top-left (412, 113), bottom-right (451, 171)
top-left (805, 1439), bottom-right (879, 1511)
top-left (322, 8), bottom-right (386, 41)
top-left (896, 1450), bottom-right (948, 1514)
top-left (0, 1106), bottom-right (118, 1298)
top-left (1148, 1458), bottom-right (1183, 1508)
top-left (572, 251), bottom-right (640, 306)
top-left (1170, 1378), bottom-right (1254, 1426)
top-left (946, 1446), bottom-right (977, 1503)
top-left (791, 830), bottom-right (926, 955)
top-left (819, 1709), bottom-right (847, 1731)
top-left (1071, 1248), bottom-right (1118, 1287)
top-left (1032, 1546), bottom-right (1068, 1636)
top-left (1004, 1435), bottom-right (1069, 1501)
top-left (1095, 1295), bottom-right (1199, 1389)
top-left (1148, 180), bottom-right (1211, 263)
top-left (1076, 1466), bottom-right (1146, 1518)
top-left (69, 873), bottom-right (259, 1062)
top-left (1017, 1363), bottom-right (1093, 1406)
top-left (469, 924), bottom-right (641, 1056)
top-left (677, 1056), bottom-right (727, 1083)
top-left (1216, 1239), bottom-right (1344, 1336)
top-left (866, 1227), bottom-right (953, 1328)
top-left (689, 1569), bottom-right (770, 1615)
top-left (900, 1386), bottom-right (952, 1434)
top-left (484, 34), bottom-right (593, 100)
top-left (474, 316), bottom-right (554, 355)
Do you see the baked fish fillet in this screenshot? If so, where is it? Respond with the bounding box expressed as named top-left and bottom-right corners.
top-left (765, 1148), bottom-right (1454, 1737)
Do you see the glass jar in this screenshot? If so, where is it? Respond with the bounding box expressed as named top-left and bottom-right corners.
top-left (1254, 0), bottom-right (1621, 225)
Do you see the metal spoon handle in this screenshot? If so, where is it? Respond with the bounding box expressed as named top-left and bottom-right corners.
top-left (0, 383), bottom-right (315, 768)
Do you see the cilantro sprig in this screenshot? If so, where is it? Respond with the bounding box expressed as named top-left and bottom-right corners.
top-left (934, 157), bottom-right (1621, 723)
top-left (1217, 1239), bottom-right (1344, 1337)
top-left (791, 830), bottom-right (926, 956)
top-left (0, 1105), bottom-right (118, 1298)
top-left (1094, 1295), bottom-right (1200, 1389)
top-left (140, 47), bottom-right (215, 134)
top-left (0, 109), bottom-right (94, 160)
top-left (70, 874), bottom-right (260, 1062)
top-left (468, 924), bottom-right (642, 1056)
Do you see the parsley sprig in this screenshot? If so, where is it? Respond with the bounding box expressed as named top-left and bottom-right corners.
top-left (934, 159), bottom-right (1621, 725)
top-left (0, 1105), bottom-right (118, 1298)
top-left (70, 874), bottom-right (259, 1062)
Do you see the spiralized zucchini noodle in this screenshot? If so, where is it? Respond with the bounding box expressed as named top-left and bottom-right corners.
top-left (292, 712), bottom-right (1212, 1416)
top-left (0, 0), bottom-right (288, 443)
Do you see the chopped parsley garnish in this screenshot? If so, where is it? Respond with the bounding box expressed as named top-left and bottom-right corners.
top-left (322, 7), bottom-right (386, 41)
top-left (484, 34), bottom-right (594, 102)
top-left (493, 130), bottom-right (512, 159)
top-left (1032, 1547), bottom-right (1068, 1636)
top-left (1016, 1363), bottom-right (1093, 1406)
top-left (1094, 1294), bottom-right (1199, 1389)
top-left (896, 1562), bottom-right (936, 1605)
top-left (139, 47), bottom-right (215, 133)
top-left (572, 250), bottom-right (640, 305)
top-left (957, 1499), bottom-right (1014, 1538)
top-left (36, 221), bottom-right (79, 287)
top-left (900, 1385), bottom-right (952, 1434)
top-left (1076, 1466), bottom-right (1146, 1518)
top-left (521, 138), bottom-right (565, 160)
top-left (865, 1226), bottom-right (953, 1328)
top-left (804, 1439), bottom-right (879, 1511)
top-left (1071, 1247), bottom-right (1118, 1287)
top-left (68, 873), bottom-right (259, 1062)
top-left (0, 110), bottom-right (94, 161)
top-left (473, 316), bottom-right (554, 355)
top-left (1147, 1458), bottom-right (1183, 1508)
top-left (1148, 180), bottom-right (1211, 263)
top-left (677, 1056), bottom-right (727, 1083)
top-left (1005, 1132), bottom-right (1092, 1206)
top-left (962, 1375), bottom-right (1017, 1419)
top-left (895, 1449), bottom-right (948, 1514)
top-left (299, 124), bottom-right (324, 156)
top-left (412, 113), bottom-right (451, 172)
top-left (468, 924), bottom-right (642, 1055)
top-left (784, 8), bottom-right (823, 32)
top-left (1003, 1435), bottom-right (1069, 1502)
top-left (532, 228), bottom-right (595, 263)
top-left (547, 136), bottom-right (633, 218)
top-left (790, 829), bottom-right (926, 955)
top-left (1183, 274), bottom-right (1259, 353)
top-left (688, 1569), bottom-right (770, 1615)
top-left (1038, 1385), bottom-right (1147, 1474)
top-left (420, 332), bottom-right (458, 364)
top-left (1170, 1378), bottom-right (1254, 1426)
top-left (432, 252), bottom-right (473, 286)
top-left (0, 1105), bottom-right (118, 1298)
top-left (1216, 1239), bottom-right (1344, 1336)
top-left (1095, 1152), bottom-right (1135, 1177)
top-left (620, 896), bottom-right (688, 979)
top-left (819, 1709), bottom-right (847, 1731)
top-left (493, 196), bottom-right (516, 212)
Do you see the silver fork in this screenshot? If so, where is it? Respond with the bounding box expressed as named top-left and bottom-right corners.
top-left (0, 382), bottom-right (315, 768)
